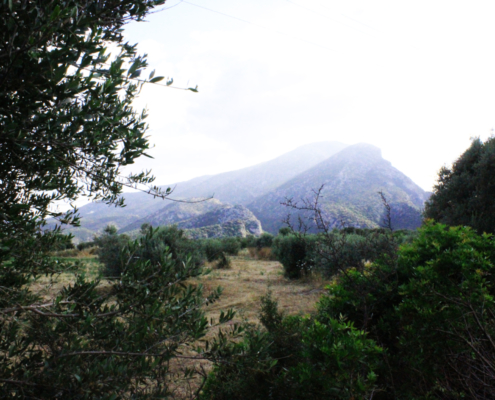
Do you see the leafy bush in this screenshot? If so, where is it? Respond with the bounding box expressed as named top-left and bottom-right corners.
top-left (138, 224), bottom-right (205, 267)
top-left (219, 237), bottom-right (241, 255)
top-left (215, 252), bottom-right (231, 269)
top-left (201, 292), bottom-right (382, 400)
top-left (272, 233), bottom-right (316, 278)
top-left (317, 221), bottom-right (495, 399)
top-left (201, 239), bottom-right (223, 262)
top-left (424, 136), bottom-right (495, 234)
top-left (240, 235), bottom-right (257, 249)
top-left (77, 240), bottom-right (97, 251)
top-left (255, 232), bottom-right (274, 249)
top-left (201, 237), bottom-right (241, 262)
top-left (94, 225), bottom-right (130, 277)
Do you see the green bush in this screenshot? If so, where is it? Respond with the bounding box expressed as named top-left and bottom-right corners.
top-left (219, 237), bottom-right (241, 255)
top-left (77, 240), bottom-right (97, 251)
top-left (139, 224), bottom-right (205, 267)
top-left (94, 225), bottom-right (130, 277)
top-left (424, 136), bottom-right (495, 234)
top-left (201, 239), bottom-right (223, 262)
top-left (272, 234), bottom-right (317, 278)
top-left (240, 235), bottom-right (257, 249)
top-left (201, 292), bottom-right (382, 400)
top-left (255, 232), bottom-right (274, 249)
top-left (317, 221), bottom-right (495, 399)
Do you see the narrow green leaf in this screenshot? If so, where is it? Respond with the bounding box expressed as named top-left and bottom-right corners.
top-left (149, 76), bottom-right (164, 83)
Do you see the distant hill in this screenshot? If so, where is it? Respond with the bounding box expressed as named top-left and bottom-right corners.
top-left (163, 141), bottom-right (349, 205)
top-left (118, 200), bottom-right (262, 239)
top-left (57, 141), bottom-right (429, 242)
top-left (248, 143), bottom-right (428, 233)
top-left (65, 142), bottom-right (348, 241)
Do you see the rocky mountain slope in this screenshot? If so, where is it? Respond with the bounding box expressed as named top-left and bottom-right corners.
top-left (163, 141), bottom-right (348, 205)
top-left (66, 142), bottom-right (348, 240)
top-left (248, 143), bottom-right (428, 233)
top-left (60, 141), bottom-right (429, 242)
top-left (119, 200), bottom-right (262, 239)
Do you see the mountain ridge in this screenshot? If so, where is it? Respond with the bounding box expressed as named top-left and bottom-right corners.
top-left (61, 141), bottom-right (427, 242)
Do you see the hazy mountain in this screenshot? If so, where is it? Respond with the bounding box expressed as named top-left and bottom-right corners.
top-left (163, 141), bottom-right (349, 205)
top-left (248, 143), bottom-right (429, 234)
top-left (119, 199), bottom-right (262, 239)
top-left (60, 141), bottom-right (429, 242)
top-left (68, 142), bottom-right (348, 240)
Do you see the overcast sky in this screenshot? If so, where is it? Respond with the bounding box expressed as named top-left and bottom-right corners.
top-left (121, 0), bottom-right (495, 192)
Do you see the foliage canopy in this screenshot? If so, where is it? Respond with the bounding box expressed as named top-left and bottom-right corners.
top-left (424, 136), bottom-right (495, 234)
top-left (0, 1), bottom-right (239, 397)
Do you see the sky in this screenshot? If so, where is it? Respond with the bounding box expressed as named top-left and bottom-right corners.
top-left (120, 0), bottom-right (495, 192)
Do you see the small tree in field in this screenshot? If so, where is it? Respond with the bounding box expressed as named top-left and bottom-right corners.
top-left (0, 1), bottom-right (236, 397)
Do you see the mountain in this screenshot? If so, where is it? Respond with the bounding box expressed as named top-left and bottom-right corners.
top-left (67, 142), bottom-right (348, 240)
top-left (161, 141), bottom-right (349, 205)
top-left (247, 143), bottom-right (428, 233)
top-left (59, 141), bottom-right (429, 242)
top-left (119, 199), bottom-right (262, 239)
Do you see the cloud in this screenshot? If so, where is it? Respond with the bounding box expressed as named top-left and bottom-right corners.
top-left (121, 0), bottom-right (495, 191)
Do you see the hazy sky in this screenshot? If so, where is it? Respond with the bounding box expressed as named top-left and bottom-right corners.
top-left (121, 0), bottom-right (495, 192)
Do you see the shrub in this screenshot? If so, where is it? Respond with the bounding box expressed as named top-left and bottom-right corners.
top-left (317, 221), bottom-right (495, 399)
top-left (202, 239), bottom-right (223, 262)
top-left (94, 225), bottom-right (130, 277)
top-left (424, 136), bottom-right (495, 234)
top-left (77, 240), bottom-right (97, 251)
top-left (215, 252), bottom-right (231, 269)
top-left (272, 234), bottom-right (315, 279)
top-left (240, 235), bottom-right (257, 249)
top-left (139, 224), bottom-right (205, 267)
top-left (220, 237), bottom-right (241, 255)
top-left (201, 292), bottom-right (382, 400)
top-left (256, 232), bottom-right (274, 249)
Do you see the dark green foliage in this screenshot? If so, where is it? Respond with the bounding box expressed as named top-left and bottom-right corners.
top-left (201, 237), bottom-right (241, 262)
top-left (255, 232), bottom-right (274, 249)
top-left (201, 293), bottom-right (382, 400)
top-left (272, 233), bottom-right (315, 278)
top-left (215, 252), bottom-right (232, 269)
top-left (138, 224), bottom-right (205, 267)
top-left (94, 225), bottom-right (130, 277)
top-left (202, 239), bottom-right (224, 262)
top-left (1, 226), bottom-right (237, 398)
top-left (76, 240), bottom-right (97, 251)
top-left (219, 237), bottom-right (242, 255)
top-left (240, 235), bottom-right (258, 249)
top-left (51, 234), bottom-right (76, 250)
top-left (0, 1), bottom-right (242, 397)
top-left (317, 221), bottom-right (495, 399)
top-left (272, 229), bottom-right (401, 279)
top-left (424, 136), bottom-right (495, 234)
top-left (204, 223), bottom-right (495, 399)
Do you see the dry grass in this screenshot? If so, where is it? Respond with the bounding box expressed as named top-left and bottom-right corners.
top-left (246, 246), bottom-right (277, 261)
top-left (26, 250), bottom-right (328, 398)
top-left (200, 249), bottom-right (327, 327)
top-left (32, 250), bottom-right (326, 325)
top-left (29, 256), bottom-right (103, 302)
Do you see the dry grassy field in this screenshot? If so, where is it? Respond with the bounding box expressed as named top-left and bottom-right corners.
top-left (200, 248), bottom-right (326, 326)
top-left (39, 248), bottom-right (327, 324)
top-left (30, 248), bottom-right (328, 398)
